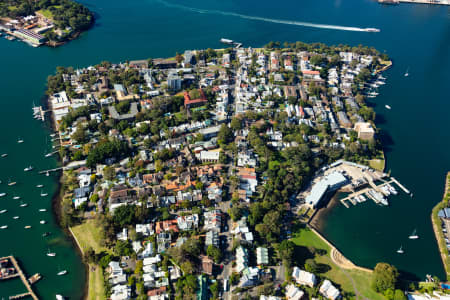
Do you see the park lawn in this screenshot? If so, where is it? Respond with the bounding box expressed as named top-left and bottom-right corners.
top-left (36, 9), bottom-right (54, 20)
top-left (71, 219), bottom-right (110, 254)
top-left (291, 227), bottom-right (385, 300)
top-left (369, 159), bottom-right (385, 172)
top-left (88, 265), bottom-right (106, 300)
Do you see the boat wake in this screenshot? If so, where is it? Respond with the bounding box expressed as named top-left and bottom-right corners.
top-left (156, 0), bottom-right (378, 32)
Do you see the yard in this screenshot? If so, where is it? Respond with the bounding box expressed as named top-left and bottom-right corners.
top-left (88, 265), bottom-right (106, 300)
top-left (291, 226), bottom-right (386, 300)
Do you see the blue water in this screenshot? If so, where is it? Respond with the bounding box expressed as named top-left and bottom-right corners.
top-left (0, 0), bottom-right (448, 297)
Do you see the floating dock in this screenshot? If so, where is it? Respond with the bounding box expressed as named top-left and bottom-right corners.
top-left (0, 256), bottom-right (39, 300)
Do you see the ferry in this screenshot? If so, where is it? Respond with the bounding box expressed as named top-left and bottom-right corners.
top-left (397, 246), bottom-right (404, 254)
top-left (57, 270), bottom-right (68, 276)
top-left (385, 105), bottom-right (391, 110)
top-left (1, 154), bottom-right (7, 158)
top-left (40, 220), bottom-right (46, 224)
top-left (0, 209), bottom-right (7, 214)
top-left (24, 166), bottom-right (33, 172)
top-left (409, 229), bottom-right (419, 240)
top-left (24, 225), bottom-right (32, 229)
top-left (365, 28), bottom-right (380, 33)
top-left (1, 225), bottom-right (8, 229)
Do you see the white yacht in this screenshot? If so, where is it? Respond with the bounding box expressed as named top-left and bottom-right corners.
top-left (0, 193), bottom-right (6, 197)
top-left (13, 216), bottom-right (19, 219)
top-left (17, 138), bottom-right (24, 144)
top-left (397, 246), bottom-right (404, 254)
top-left (39, 209), bottom-right (47, 212)
top-left (24, 166), bottom-right (33, 172)
top-left (40, 191), bottom-right (48, 197)
top-left (0, 209), bottom-right (7, 214)
top-left (57, 270), bottom-right (67, 276)
top-left (36, 184), bottom-right (44, 188)
top-left (385, 105), bottom-right (391, 110)
top-left (40, 220), bottom-right (46, 224)
top-left (20, 202), bottom-right (28, 207)
top-left (1, 225), bottom-right (8, 229)
top-left (1, 154), bottom-right (7, 158)
top-left (13, 196), bottom-right (20, 200)
top-left (47, 249), bottom-right (56, 257)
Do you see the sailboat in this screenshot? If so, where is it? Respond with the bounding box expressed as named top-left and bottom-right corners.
top-left (409, 229), bottom-right (419, 240)
top-left (1, 154), bottom-right (7, 158)
top-left (40, 190), bottom-right (48, 197)
top-left (0, 225), bottom-right (8, 229)
top-left (13, 196), bottom-right (21, 200)
top-left (0, 193), bottom-right (6, 197)
top-left (396, 246), bottom-right (404, 254)
top-left (385, 105), bottom-right (391, 110)
top-left (17, 138), bottom-right (24, 144)
top-left (24, 166), bottom-right (33, 172)
top-left (39, 209), bottom-right (47, 212)
top-left (13, 216), bottom-right (19, 219)
top-left (8, 179), bottom-right (17, 186)
top-left (47, 249), bottom-right (56, 257)
top-left (46, 171), bottom-right (50, 177)
top-left (40, 220), bottom-right (46, 224)
top-left (404, 67), bottom-right (409, 77)
top-left (0, 209), bottom-right (7, 214)
top-left (20, 202), bottom-right (28, 207)
top-left (36, 184), bottom-right (44, 188)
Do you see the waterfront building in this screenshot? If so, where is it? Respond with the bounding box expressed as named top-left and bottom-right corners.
top-left (305, 172), bottom-right (348, 208)
top-left (15, 29), bottom-right (46, 44)
top-left (354, 122), bottom-right (375, 140)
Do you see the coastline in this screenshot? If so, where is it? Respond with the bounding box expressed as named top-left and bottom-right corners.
top-left (431, 172), bottom-right (450, 280)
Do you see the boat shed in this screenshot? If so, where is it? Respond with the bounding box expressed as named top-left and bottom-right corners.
top-left (305, 172), bottom-right (348, 208)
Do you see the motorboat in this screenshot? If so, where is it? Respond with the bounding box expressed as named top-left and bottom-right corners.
top-left (409, 229), bottom-right (419, 240)
top-left (0, 193), bottom-right (6, 197)
top-left (1, 225), bottom-right (8, 229)
top-left (397, 246), bottom-right (404, 254)
top-left (47, 249), bottom-right (56, 257)
top-left (365, 28), bottom-right (380, 33)
top-left (45, 153), bottom-right (53, 158)
top-left (1, 154), bottom-right (7, 158)
top-left (13, 216), bottom-right (19, 219)
top-left (24, 225), bottom-right (32, 229)
top-left (39, 209), bottom-right (47, 212)
top-left (57, 270), bottom-right (67, 276)
top-left (56, 295), bottom-right (65, 300)
top-left (36, 184), bottom-right (44, 188)
top-left (385, 105), bottom-right (391, 110)
top-left (13, 196), bottom-right (20, 200)
top-left (404, 67), bottom-right (409, 77)
top-left (17, 138), bottom-right (24, 144)
top-left (24, 166), bottom-right (33, 172)
top-left (46, 171), bottom-right (50, 177)
top-left (8, 180), bottom-right (17, 186)
top-left (40, 220), bottom-right (46, 224)
top-left (20, 202), bottom-right (28, 207)
top-left (40, 191), bottom-right (48, 197)
top-left (0, 209), bottom-right (7, 214)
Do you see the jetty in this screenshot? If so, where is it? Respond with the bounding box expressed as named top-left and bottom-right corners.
top-left (379, 0), bottom-right (449, 4)
top-left (1, 256), bottom-right (39, 300)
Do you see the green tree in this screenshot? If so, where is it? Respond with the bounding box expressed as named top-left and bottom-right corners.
top-left (115, 240), bottom-right (133, 256)
top-left (304, 258), bottom-right (319, 273)
top-left (218, 124), bottom-right (233, 146)
top-left (371, 262), bottom-right (399, 293)
top-left (206, 245), bottom-right (222, 263)
top-left (393, 289), bottom-right (407, 300)
top-left (103, 166), bottom-right (116, 181)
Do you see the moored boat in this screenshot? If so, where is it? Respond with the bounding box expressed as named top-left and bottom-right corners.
top-left (409, 229), bottom-right (419, 240)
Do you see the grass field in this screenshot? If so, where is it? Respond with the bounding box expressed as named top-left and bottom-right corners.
top-left (88, 265), bottom-right (106, 300)
top-left (71, 219), bottom-right (109, 253)
top-left (369, 159), bottom-right (385, 172)
top-left (291, 226), bottom-right (386, 300)
top-left (71, 220), bottom-right (109, 300)
top-left (36, 9), bottom-right (54, 20)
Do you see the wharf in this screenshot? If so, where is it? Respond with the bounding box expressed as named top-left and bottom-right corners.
top-left (340, 178), bottom-right (409, 207)
top-left (0, 256), bottom-right (39, 300)
top-left (399, 0), bottom-right (449, 4)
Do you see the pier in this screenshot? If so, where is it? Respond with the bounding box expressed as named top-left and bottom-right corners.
top-left (38, 167), bottom-right (63, 175)
top-left (340, 178), bottom-right (410, 207)
top-left (1, 256), bottom-right (39, 300)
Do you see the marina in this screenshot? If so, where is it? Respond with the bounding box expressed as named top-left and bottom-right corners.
top-left (0, 256), bottom-right (39, 300)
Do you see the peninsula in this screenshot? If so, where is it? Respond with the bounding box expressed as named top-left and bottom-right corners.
top-left (0, 0), bottom-right (93, 47)
top-left (42, 41), bottom-right (414, 299)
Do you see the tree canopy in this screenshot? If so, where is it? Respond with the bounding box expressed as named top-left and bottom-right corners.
top-left (371, 262), bottom-right (399, 293)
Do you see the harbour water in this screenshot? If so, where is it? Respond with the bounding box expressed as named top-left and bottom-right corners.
top-left (0, 0), bottom-right (448, 297)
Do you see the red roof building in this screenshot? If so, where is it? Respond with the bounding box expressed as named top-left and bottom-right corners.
top-left (184, 89), bottom-right (207, 108)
